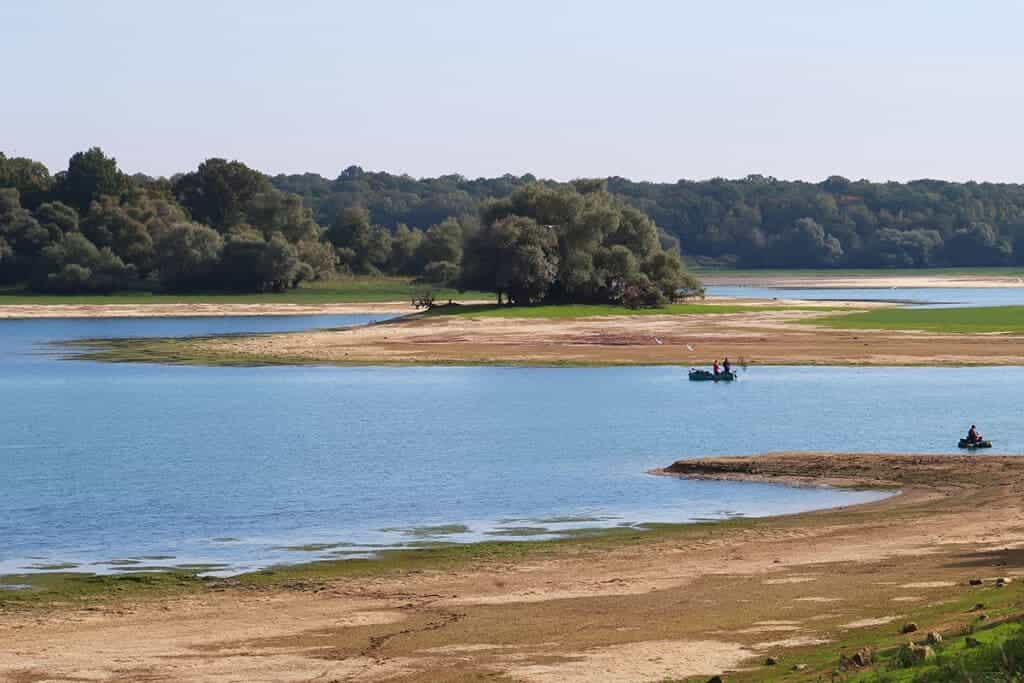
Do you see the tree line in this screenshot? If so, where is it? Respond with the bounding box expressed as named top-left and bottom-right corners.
top-left (7, 148), bottom-right (1024, 301)
top-left (0, 149), bottom-right (696, 305)
top-left (275, 167), bottom-right (1024, 269)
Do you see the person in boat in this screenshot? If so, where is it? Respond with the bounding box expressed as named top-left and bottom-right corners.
top-left (966, 424), bottom-right (983, 444)
top-left (713, 359), bottom-right (720, 376)
top-left (722, 357), bottom-right (731, 374)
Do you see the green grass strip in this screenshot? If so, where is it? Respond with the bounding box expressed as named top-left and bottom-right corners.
top-left (425, 302), bottom-right (840, 319)
top-left (807, 305), bottom-right (1024, 334)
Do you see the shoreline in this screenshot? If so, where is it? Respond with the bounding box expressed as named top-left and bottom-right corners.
top-left (4, 451), bottom-right (1024, 681)
top-left (701, 272), bottom-right (1024, 289)
top-left (0, 270), bottom-right (1021, 319)
top-left (1, 469), bottom-right (892, 580)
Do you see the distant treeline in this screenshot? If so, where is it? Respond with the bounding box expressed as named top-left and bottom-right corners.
top-left (0, 150), bottom-right (696, 305)
top-left (275, 168), bottom-right (1024, 269)
top-left (5, 149), bottom-right (1024, 300)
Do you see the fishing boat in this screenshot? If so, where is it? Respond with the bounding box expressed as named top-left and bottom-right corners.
top-left (958, 439), bottom-right (992, 450)
top-left (688, 369), bottom-right (737, 382)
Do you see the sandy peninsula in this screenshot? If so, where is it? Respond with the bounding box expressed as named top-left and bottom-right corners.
top-left (3, 452), bottom-right (1024, 682)
top-left (110, 304), bottom-right (1024, 367)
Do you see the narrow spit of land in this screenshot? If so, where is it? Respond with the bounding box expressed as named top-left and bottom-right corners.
top-left (78, 301), bottom-right (1024, 367)
top-left (3, 452), bottom-right (1024, 682)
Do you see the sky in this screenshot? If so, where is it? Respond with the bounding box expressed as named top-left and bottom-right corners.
top-left (3, 0), bottom-right (1023, 183)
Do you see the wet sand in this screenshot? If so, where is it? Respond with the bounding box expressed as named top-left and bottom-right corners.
top-left (4, 452), bottom-right (1024, 682)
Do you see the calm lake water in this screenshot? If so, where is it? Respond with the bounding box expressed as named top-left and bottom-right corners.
top-left (0, 302), bottom-right (1017, 576)
top-left (707, 285), bottom-right (1024, 308)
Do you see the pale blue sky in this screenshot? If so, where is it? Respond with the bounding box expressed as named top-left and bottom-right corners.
top-left (3, 1), bottom-right (1023, 182)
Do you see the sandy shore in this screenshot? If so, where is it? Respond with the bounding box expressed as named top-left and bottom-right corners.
top-left (156, 306), bottom-right (1024, 367)
top-left (3, 452), bottom-right (1024, 682)
top-left (0, 302), bottom-right (420, 319)
top-left (702, 272), bottom-right (1024, 289)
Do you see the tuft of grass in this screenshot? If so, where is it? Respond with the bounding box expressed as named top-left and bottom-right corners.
top-left (807, 305), bottom-right (1024, 334)
top-left (377, 524), bottom-right (471, 537)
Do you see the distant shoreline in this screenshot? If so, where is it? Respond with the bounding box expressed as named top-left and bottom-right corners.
top-left (0, 302), bottom-right (418, 319)
top-left (700, 272), bottom-right (1024, 289)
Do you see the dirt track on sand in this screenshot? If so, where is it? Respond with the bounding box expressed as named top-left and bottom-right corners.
top-left (5, 452), bottom-right (1024, 682)
top-left (188, 307), bottom-right (1024, 366)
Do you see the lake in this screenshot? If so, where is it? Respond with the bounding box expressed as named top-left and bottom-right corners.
top-left (0, 305), bottom-right (1016, 577)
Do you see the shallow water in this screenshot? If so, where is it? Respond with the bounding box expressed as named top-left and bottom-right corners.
top-left (0, 305), bottom-right (1017, 576)
top-left (707, 285), bottom-right (1024, 308)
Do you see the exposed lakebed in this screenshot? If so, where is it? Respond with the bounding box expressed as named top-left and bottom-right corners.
top-left (1, 293), bottom-right (1017, 577)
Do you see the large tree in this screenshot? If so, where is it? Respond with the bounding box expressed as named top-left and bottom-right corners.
top-left (173, 158), bottom-right (271, 229)
top-left (54, 147), bottom-right (128, 213)
top-left (463, 182), bottom-right (698, 305)
top-left (154, 222), bottom-right (225, 291)
top-left (460, 215), bottom-right (559, 304)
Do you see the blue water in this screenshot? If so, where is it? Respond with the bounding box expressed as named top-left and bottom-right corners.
top-left (707, 285), bottom-right (1024, 308)
top-left (1, 302), bottom-right (1018, 577)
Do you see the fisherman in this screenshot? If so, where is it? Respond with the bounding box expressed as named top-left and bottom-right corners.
top-left (966, 424), bottom-right (983, 444)
top-left (723, 357), bottom-right (731, 374)
top-left (713, 359), bottom-right (720, 376)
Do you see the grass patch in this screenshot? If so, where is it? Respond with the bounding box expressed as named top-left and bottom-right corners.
top-left (0, 277), bottom-right (492, 306)
top-left (424, 302), bottom-right (840, 319)
top-left (853, 621), bottom-right (1024, 682)
top-left (484, 526), bottom-right (553, 537)
top-left (807, 305), bottom-right (1024, 334)
top-left (0, 570), bottom-right (211, 608)
top-left (378, 523), bottom-right (471, 537)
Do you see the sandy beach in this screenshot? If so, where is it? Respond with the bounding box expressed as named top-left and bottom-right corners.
top-left (0, 302), bottom-right (420, 319)
top-left (4, 451), bottom-right (1023, 682)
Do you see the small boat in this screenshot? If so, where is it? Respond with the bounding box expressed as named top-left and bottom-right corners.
top-left (689, 369), bottom-right (737, 382)
top-left (958, 439), bottom-right (992, 450)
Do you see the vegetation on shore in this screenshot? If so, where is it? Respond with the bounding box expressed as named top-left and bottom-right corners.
top-left (10, 146), bottom-right (1024, 305)
top-left (1, 150), bottom-right (699, 306)
top-left (808, 305), bottom-right (1024, 334)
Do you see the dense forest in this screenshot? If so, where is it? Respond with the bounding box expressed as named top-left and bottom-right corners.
top-left (0, 149), bottom-right (694, 304)
top-left (4, 148), bottom-right (1024, 301)
top-left (275, 168), bottom-right (1024, 269)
